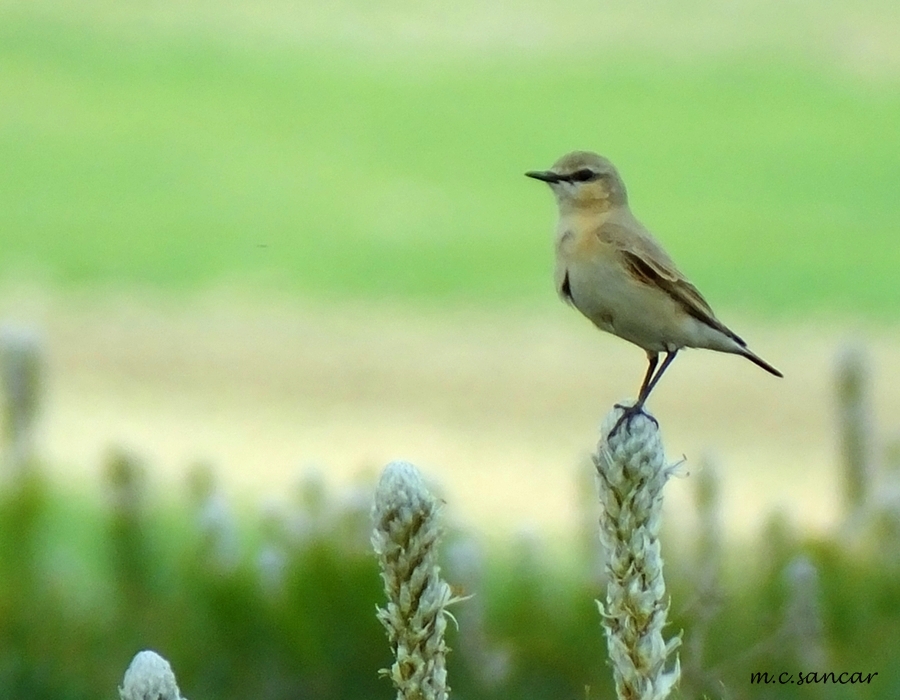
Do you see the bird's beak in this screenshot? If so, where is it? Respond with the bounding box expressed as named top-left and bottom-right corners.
top-left (525, 170), bottom-right (562, 183)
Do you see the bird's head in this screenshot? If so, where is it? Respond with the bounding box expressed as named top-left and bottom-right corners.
top-left (525, 151), bottom-right (627, 213)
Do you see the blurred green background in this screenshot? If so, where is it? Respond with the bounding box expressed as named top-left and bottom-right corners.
top-left (2, 0), bottom-right (899, 313)
top-left (1, 1), bottom-right (900, 698)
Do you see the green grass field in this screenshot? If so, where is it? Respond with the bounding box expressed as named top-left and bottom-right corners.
top-left (1, 2), bottom-right (899, 315)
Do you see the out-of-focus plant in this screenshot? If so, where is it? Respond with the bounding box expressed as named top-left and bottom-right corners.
top-left (682, 456), bottom-right (725, 697)
top-left (782, 555), bottom-right (827, 670)
top-left (105, 447), bottom-right (154, 614)
top-left (836, 345), bottom-right (874, 518)
top-left (0, 325), bottom-right (43, 476)
top-left (445, 537), bottom-right (510, 691)
top-left (187, 462), bottom-right (239, 576)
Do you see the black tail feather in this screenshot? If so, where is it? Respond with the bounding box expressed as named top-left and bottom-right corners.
top-left (741, 348), bottom-right (783, 378)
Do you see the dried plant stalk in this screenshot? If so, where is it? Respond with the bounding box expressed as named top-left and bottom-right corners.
top-left (595, 407), bottom-right (681, 700)
top-left (372, 461), bottom-right (456, 700)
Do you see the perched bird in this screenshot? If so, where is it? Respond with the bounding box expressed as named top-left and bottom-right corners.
top-left (526, 151), bottom-right (782, 435)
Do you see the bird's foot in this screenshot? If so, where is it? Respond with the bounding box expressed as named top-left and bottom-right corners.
top-left (609, 402), bottom-right (657, 439)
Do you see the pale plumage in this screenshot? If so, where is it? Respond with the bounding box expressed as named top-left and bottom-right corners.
top-left (526, 151), bottom-right (781, 433)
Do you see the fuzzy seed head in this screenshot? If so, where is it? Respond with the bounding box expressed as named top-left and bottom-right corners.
top-left (119, 650), bottom-right (185, 700)
top-left (372, 461), bottom-right (454, 700)
top-left (595, 406), bottom-right (681, 700)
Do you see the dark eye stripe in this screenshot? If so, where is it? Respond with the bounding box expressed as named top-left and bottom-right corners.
top-left (569, 169), bottom-right (596, 182)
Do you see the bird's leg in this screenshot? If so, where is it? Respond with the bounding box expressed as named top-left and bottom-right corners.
top-left (641, 349), bottom-right (678, 403)
top-left (635, 352), bottom-right (661, 406)
top-left (610, 350), bottom-right (678, 438)
top-left (611, 352), bottom-right (658, 436)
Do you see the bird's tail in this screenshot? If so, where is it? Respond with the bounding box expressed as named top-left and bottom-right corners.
top-left (739, 347), bottom-right (783, 378)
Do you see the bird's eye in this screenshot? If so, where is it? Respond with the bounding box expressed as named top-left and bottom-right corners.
top-left (570, 169), bottom-right (596, 182)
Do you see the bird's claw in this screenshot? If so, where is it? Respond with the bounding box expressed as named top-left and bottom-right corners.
top-left (608, 403), bottom-right (657, 439)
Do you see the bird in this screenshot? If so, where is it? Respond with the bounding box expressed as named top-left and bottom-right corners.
top-left (525, 151), bottom-right (782, 436)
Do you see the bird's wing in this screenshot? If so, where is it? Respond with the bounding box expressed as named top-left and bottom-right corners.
top-left (599, 222), bottom-right (747, 347)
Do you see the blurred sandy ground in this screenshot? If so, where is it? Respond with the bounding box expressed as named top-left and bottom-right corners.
top-left (3, 286), bottom-right (898, 543)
